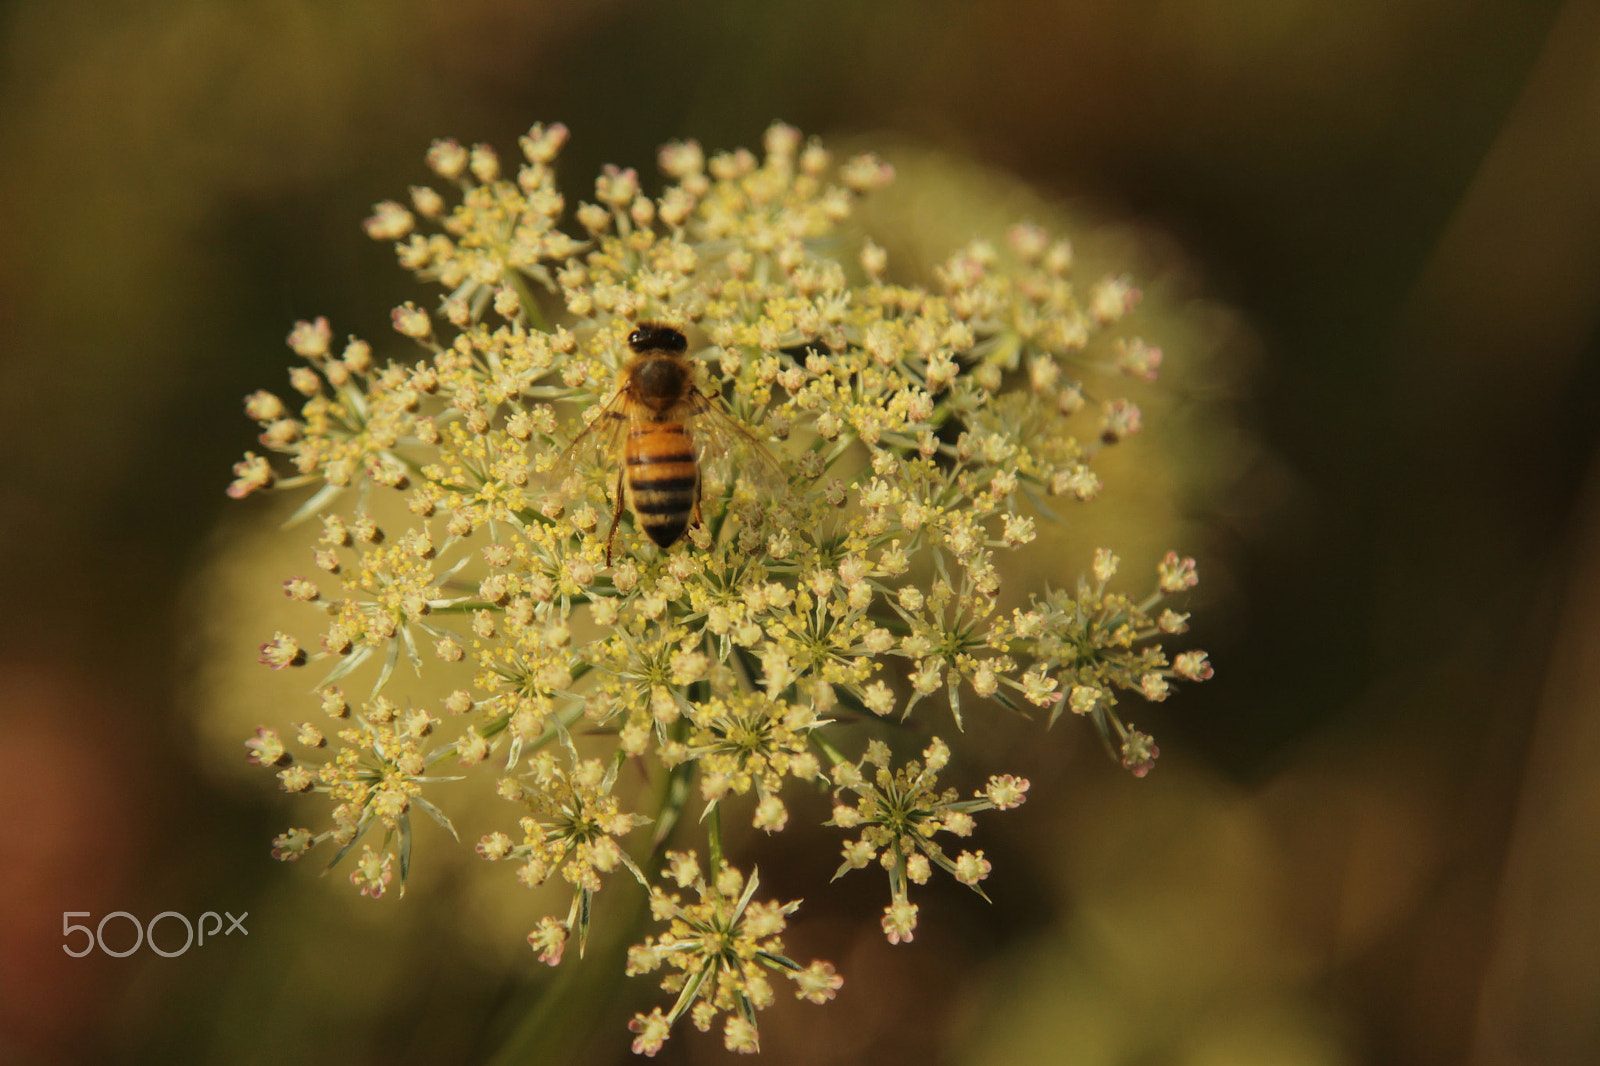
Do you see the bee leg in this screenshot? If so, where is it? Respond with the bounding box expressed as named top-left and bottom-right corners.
top-left (604, 464), bottom-right (626, 566)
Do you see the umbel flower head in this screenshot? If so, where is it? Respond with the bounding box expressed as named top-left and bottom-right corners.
top-left (626, 853), bottom-right (841, 1056)
top-left (230, 121), bottom-right (1212, 1055)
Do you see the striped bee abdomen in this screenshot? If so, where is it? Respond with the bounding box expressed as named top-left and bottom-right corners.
top-left (623, 421), bottom-right (699, 547)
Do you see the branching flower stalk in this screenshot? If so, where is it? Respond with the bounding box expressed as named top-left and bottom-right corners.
top-left (231, 122), bottom-right (1212, 1055)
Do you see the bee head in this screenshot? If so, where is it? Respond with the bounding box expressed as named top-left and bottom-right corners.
top-left (628, 323), bottom-right (688, 355)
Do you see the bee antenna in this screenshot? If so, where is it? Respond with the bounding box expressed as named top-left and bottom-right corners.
top-left (628, 323), bottom-right (688, 354)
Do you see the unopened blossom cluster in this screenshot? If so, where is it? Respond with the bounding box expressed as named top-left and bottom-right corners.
top-left (232, 122), bottom-right (1211, 1055)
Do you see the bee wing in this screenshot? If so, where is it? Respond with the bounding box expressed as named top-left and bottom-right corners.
top-left (687, 394), bottom-right (787, 497)
top-left (543, 389), bottom-right (631, 505)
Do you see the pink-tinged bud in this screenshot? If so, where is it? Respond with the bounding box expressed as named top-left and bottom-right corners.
top-left (629, 1009), bottom-right (670, 1057)
top-left (840, 154), bottom-right (894, 191)
top-left (282, 577), bottom-right (319, 602)
top-left (881, 898), bottom-right (919, 944)
top-left (1174, 650), bottom-right (1213, 681)
top-left (1158, 551), bottom-right (1199, 593)
top-left (629, 195), bottom-right (655, 228)
top-left (860, 240), bottom-right (888, 279)
top-left (468, 143), bottom-right (500, 183)
top-left (286, 317), bottom-right (332, 359)
top-left (270, 828), bottom-right (313, 861)
top-left (1043, 239), bottom-right (1074, 276)
top-left (595, 164), bottom-right (639, 207)
top-left (243, 390), bottom-right (285, 422)
top-left (658, 139), bottom-right (704, 178)
top-left (984, 774), bottom-right (1030, 809)
top-left (363, 200), bottom-right (414, 241)
top-left (227, 452), bottom-right (273, 498)
top-left (1115, 337), bottom-right (1163, 382)
top-left (245, 726), bottom-right (287, 766)
top-left (1121, 731), bottom-right (1160, 777)
top-left (391, 302), bottom-right (432, 339)
top-left (426, 138), bottom-right (467, 179)
top-left (793, 961), bottom-right (843, 1004)
top-left (575, 202), bottom-right (610, 235)
top-left (1006, 223), bottom-right (1049, 263)
top-left (1099, 399), bottom-right (1143, 443)
top-left (799, 141), bottom-right (830, 176)
top-left (258, 632), bottom-right (304, 669)
top-left (519, 122), bottom-right (569, 165)
top-left (287, 366), bottom-right (320, 397)
top-left (409, 185), bottom-right (445, 218)
top-left (341, 339), bottom-right (373, 374)
top-left (954, 850), bottom-right (992, 886)
top-left (763, 122), bottom-right (802, 161)
top-left (1088, 274), bottom-right (1140, 324)
top-left (709, 147), bottom-right (756, 181)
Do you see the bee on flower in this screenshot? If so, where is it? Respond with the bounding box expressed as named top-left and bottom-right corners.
top-left (227, 120), bottom-right (1212, 1057)
top-left (549, 321), bottom-right (784, 565)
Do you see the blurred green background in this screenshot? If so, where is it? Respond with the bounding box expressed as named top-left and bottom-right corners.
top-left (3, 1), bottom-right (1599, 1063)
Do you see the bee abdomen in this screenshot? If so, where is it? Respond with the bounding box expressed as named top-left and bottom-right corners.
top-left (625, 426), bottom-right (698, 547)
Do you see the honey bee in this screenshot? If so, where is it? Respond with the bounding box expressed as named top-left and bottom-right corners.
top-left (558, 323), bottom-right (780, 564)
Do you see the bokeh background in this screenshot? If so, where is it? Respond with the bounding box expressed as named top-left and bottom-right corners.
top-left (3, 1), bottom-right (1599, 1063)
